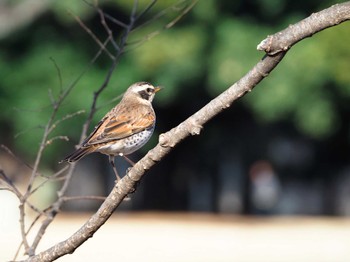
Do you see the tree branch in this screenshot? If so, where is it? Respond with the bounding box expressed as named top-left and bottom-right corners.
top-left (257, 2), bottom-right (350, 55)
top-left (15, 1), bottom-right (196, 259)
top-left (25, 2), bottom-right (350, 261)
top-left (27, 57), bottom-right (286, 262)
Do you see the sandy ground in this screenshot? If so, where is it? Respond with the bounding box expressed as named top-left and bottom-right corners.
top-left (1, 208), bottom-right (350, 262)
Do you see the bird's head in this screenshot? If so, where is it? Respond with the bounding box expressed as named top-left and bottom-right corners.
top-left (124, 82), bottom-right (162, 105)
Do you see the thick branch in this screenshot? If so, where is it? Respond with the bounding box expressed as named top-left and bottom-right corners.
top-left (257, 2), bottom-right (350, 55)
top-left (26, 2), bottom-right (350, 262)
top-left (16, 1), bottom-right (198, 259)
top-left (26, 48), bottom-right (286, 262)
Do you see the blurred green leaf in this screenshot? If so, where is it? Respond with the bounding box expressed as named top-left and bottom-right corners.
top-left (244, 16), bottom-right (350, 138)
top-left (295, 94), bottom-right (340, 138)
top-left (130, 24), bottom-right (206, 105)
top-left (207, 18), bottom-right (265, 95)
top-left (1, 0), bottom-right (350, 162)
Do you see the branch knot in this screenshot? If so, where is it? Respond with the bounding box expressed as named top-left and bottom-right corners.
top-left (188, 119), bottom-right (203, 135)
top-left (159, 133), bottom-right (176, 148)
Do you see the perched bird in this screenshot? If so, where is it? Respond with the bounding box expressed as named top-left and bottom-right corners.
top-left (62, 82), bottom-right (161, 180)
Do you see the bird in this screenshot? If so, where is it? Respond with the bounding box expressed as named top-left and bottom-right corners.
top-left (62, 81), bottom-right (161, 180)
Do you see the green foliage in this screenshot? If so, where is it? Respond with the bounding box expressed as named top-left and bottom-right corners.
top-left (207, 17), bottom-right (265, 95)
top-left (1, 0), bottom-right (350, 162)
top-left (0, 34), bottom-right (88, 159)
top-left (246, 21), bottom-right (350, 138)
top-left (130, 24), bottom-right (206, 105)
top-left (51, 0), bottom-right (96, 23)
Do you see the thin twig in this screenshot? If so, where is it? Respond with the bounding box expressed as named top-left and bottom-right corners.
top-left (11, 4), bottom-right (118, 257)
top-left (47, 89), bottom-right (55, 108)
top-left (19, 202), bottom-right (30, 254)
top-left (16, 0), bottom-right (195, 259)
top-left (70, 11), bottom-right (115, 60)
top-left (25, 201), bottom-right (45, 215)
top-left (17, 20), bottom-right (112, 258)
top-left (131, 0), bottom-right (139, 18)
top-left (126, 0), bottom-right (197, 51)
top-left (45, 136), bottom-right (69, 146)
top-left (13, 241), bottom-right (24, 262)
top-left (13, 105), bottom-right (53, 113)
top-left (62, 195), bottom-right (107, 202)
top-left (14, 125), bottom-right (45, 139)
top-left (135, 0), bottom-right (157, 21)
top-left (95, 93), bottom-right (123, 111)
top-left (27, 2), bottom-right (350, 260)
top-left (131, 0), bottom-right (195, 33)
top-left (30, 168), bottom-right (69, 196)
top-left (0, 168), bottom-right (22, 198)
top-left (25, 104), bottom-right (61, 195)
top-left (103, 13), bottom-right (128, 28)
top-left (50, 57), bottom-right (63, 93)
top-left (41, 165), bottom-right (69, 180)
top-left (97, 7), bottom-right (120, 52)
top-left (47, 110), bottom-right (85, 135)
top-left (85, 0), bottom-right (128, 29)
top-left (24, 36), bottom-right (112, 253)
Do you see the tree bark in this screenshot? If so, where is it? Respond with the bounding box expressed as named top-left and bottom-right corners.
top-left (25, 1), bottom-right (350, 261)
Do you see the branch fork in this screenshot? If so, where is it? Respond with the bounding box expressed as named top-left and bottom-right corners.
top-left (4, 1), bottom-right (350, 261)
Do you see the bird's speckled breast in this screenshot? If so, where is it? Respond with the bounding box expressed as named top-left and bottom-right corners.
top-left (122, 125), bottom-right (155, 154)
top-left (98, 125), bottom-right (155, 156)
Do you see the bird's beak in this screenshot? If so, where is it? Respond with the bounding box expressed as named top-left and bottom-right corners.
top-left (154, 86), bottom-right (162, 93)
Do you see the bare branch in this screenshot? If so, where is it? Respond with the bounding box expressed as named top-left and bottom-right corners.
top-left (26, 2), bottom-right (350, 261)
top-left (70, 11), bottom-right (115, 59)
top-left (164, 0), bottom-right (197, 29)
top-left (61, 195), bottom-right (106, 202)
top-left (257, 2), bottom-right (350, 55)
top-left (131, 0), bottom-right (139, 19)
top-left (20, 5), bottom-right (131, 252)
top-left (41, 165), bottom-right (69, 180)
top-left (103, 13), bottom-right (128, 29)
top-left (47, 89), bottom-right (55, 108)
top-left (132, 0), bottom-right (196, 32)
top-left (126, 0), bottom-right (197, 51)
top-left (13, 241), bottom-right (24, 261)
top-left (13, 1), bottom-right (182, 257)
top-left (15, 17), bottom-right (114, 258)
top-left (47, 110), bottom-right (85, 135)
top-left (25, 165), bottom-right (76, 256)
top-left (30, 169), bottom-right (68, 196)
top-left (0, 144), bottom-right (19, 160)
top-left (0, 166), bottom-right (26, 202)
top-left (14, 125), bottom-right (45, 139)
top-left (95, 93), bottom-right (123, 111)
top-left (135, 0), bottom-right (157, 21)
top-left (10, 1), bottom-right (152, 257)
top-left (97, 8), bottom-right (120, 52)
top-left (25, 201), bottom-right (45, 215)
top-left (50, 57), bottom-right (63, 93)
top-left (19, 202), bottom-right (31, 255)
top-left (0, 169), bottom-right (22, 196)
top-left (45, 136), bottom-right (69, 146)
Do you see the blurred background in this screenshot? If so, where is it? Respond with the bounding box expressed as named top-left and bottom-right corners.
top-left (1, 0), bottom-right (350, 261)
top-left (1, 0), bottom-right (349, 215)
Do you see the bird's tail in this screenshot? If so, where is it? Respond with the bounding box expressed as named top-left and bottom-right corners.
top-left (61, 146), bottom-right (94, 163)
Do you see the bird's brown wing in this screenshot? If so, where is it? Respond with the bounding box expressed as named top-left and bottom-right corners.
top-left (83, 110), bottom-right (155, 146)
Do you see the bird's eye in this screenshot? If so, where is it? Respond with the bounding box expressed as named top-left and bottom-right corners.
top-left (146, 87), bottom-right (153, 93)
